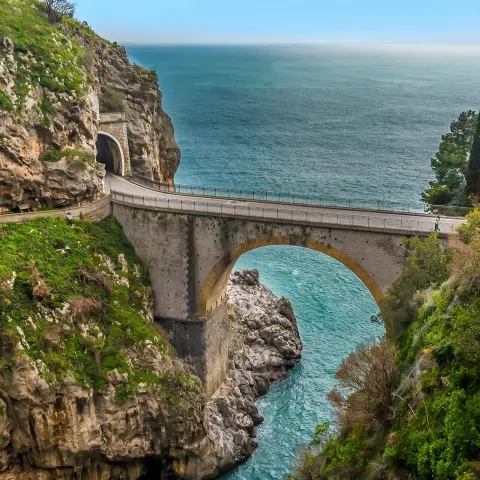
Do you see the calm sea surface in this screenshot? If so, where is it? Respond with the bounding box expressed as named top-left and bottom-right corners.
top-left (127, 45), bottom-right (480, 479)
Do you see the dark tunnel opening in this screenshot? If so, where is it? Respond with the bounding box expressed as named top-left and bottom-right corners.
top-left (96, 133), bottom-right (123, 174)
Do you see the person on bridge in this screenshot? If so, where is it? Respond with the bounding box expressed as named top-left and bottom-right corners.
top-left (435, 215), bottom-right (440, 232)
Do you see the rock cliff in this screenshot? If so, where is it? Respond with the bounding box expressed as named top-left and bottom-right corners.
top-left (0, 217), bottom-right (206, 480)
top-left (0, 219), bottom-right (302, 480)
top-left (204, 270), bottom-right (303, 476)
top-left (0, 0), bottom-right (180, 210)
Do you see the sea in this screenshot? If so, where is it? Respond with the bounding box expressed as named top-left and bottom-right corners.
top-left (126, 44), bottom-right (480, 480)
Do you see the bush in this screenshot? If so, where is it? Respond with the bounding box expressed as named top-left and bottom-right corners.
top-left (0, 91), bottom-right (14, 112)
top-left (41, 148), bottom-right (95, 165)
top-left (100, 87), bottom-right (125, 113)
top-left (327, 337), bottom-right (397, 432)
top-left (42, 0), bottom-right (76, 23)
top-left (457, 208), bottom-right (480, 243)
top-left (381, 234), bottom-right (450, 340)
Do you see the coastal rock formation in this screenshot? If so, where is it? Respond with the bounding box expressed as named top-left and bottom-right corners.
top-left (0, 36), bottom-right (104, 209)
top-left (0, 0), bottom-right (180, 210)
top-left (95, 44), bottom-right (180, 184)
top-left (0, 201), bottom-right (302, 480)
top-left (0, 345), bottom-right (207, 480)
top-left (0, 218), bottom-right (206, 480)
top-left (203, 269), bottom-right (303, 476)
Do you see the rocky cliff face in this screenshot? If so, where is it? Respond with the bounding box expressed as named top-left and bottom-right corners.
top-left (203, 270), bottom-right (303, 476)
top-left (0, 217), bottom-right (206, 480)
top-left (0, 0), bottom-right (180, 210)
top-left (95, 43), bottom-right (180, 184)
top-left (0, 238), bottom-right (302, 480)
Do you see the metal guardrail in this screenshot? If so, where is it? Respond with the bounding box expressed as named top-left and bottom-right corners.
top-left (132, 173), bottom-right (421, 212)
top-left (132, 173), bottom-right (472, 216)
top-left (426, 204), bottom-right (472, 216)
top-left (111, 190), bottom-right (460, 234)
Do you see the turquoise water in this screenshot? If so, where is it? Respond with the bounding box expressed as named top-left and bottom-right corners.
top-left (127, 45), bottom-right (480, 479)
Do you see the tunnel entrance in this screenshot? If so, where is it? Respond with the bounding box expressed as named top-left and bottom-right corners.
top-left (96, 132), bottom-right (124, 175)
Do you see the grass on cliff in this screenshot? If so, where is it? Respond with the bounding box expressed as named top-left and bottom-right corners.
top-left (0, 216), bottom-right (201, 407)
top-left (1, 0), bottom-right (85, 104)
top-left (288, 211), bottom-right (480, 480)
top-left (0, 0), bottom-right (112, 113)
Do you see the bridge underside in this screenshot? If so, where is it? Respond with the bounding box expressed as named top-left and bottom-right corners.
top-left (113, 202), bottom-right (410, 396)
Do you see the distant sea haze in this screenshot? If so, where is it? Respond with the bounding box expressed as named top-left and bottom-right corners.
top-left (127, 44), bottom-right (480, 480)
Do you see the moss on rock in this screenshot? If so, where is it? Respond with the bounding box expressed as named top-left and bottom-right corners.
top-left (0, 216), bottom-right (201, 407)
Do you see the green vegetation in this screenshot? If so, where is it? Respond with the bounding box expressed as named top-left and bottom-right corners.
top-left (0, 0), bottom-right (87, 108)
top-left (422, 110), bottom-right (478, 209)
top-left (100, 87), bottom-right (125, 113)
top-left (289, 211), bottom-right (480, 479)
top-left (41, 148), bottom-right (95, 166)
top-left (0, 217), bottom-right (201, 407)
top-left (0, 90), bottom-right (14, 112)
top-left (466, 113), bottom-right (480, 197)
top-left (39, 97), bottom-right (53, 127)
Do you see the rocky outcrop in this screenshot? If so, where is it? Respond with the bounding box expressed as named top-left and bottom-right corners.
top-left (203, 270), bottom-right (303, 476)
top-left (0, 220), bottom-right (207, 480)
top-left (95, 44), bottom-right (180, 184)
top-left (0, 36), bottom-right (104, 209)
top-left (0, 349), bottom-right (207, 480)
top-left (0, 219), bottom-right (301, 480)
top-left (0, 1), bottom-right (180, 210)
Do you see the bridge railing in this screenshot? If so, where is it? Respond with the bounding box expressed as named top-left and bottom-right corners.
top-left (132, 173), bottom-right (428, 213)
top-left (111, 190), bottom-right (460, 234)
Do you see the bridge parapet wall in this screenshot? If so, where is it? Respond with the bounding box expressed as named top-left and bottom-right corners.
top-left (112, 200), bottom-right (413, 396)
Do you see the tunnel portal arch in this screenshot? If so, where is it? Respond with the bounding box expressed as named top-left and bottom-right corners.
top-left (96, 132), bottom-right (125, 176)
top-left (198, 235), bottom-right (384, 317)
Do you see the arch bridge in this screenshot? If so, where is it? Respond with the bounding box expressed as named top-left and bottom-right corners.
top-left (108, 175), bottom-right (460, 397)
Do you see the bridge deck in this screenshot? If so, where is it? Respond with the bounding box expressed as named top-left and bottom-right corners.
top-left (106, 174), bottom-right (465, 235)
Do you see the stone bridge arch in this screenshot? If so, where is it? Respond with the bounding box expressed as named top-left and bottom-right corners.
top-left (112, 203), bottom-right (410, 396)
top-left (199, 235), bottom-right (384, 318)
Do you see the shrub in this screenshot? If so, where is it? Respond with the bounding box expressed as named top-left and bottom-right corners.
top-left (28, 260), bottom-right (51, 299)
top-left (41, 148), bottom-right (95, 165)
top-left (327, 337), bottom-right (397, 432)
top-left (0, 91), bottom-right (14, 112)
top-left (381, 234), bottom-right (451, 340)
top-left (68, 297), bottom-right (102, 318)
top-left (457, 208), bottom-right (480, 243)
top-left (42, 0), bottom-right (76, 23)
top-left (100, 87), bottom-right (125, 113)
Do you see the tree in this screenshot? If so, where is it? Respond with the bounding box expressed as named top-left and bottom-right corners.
top-left (43, 0), bottom-right (76, 23)
top-left (381, 234), bottom-right (451, 340)
top-left (422, 110), bottom-right (478, 207)
top-left (466, 113), bottom-right (480, 197)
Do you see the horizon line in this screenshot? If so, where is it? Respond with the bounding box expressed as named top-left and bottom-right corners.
top-left (120, 42), bottom-right (480, 55)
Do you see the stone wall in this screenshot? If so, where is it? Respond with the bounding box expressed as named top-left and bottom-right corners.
top-left (112, 200), bottom-right (411, 397)
top-left (99, 113), bottom-right (132, 176)
top-left (0, 195), bottom-right (112, 224)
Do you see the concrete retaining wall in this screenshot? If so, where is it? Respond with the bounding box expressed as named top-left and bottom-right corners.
top-left (0, 196), bottom-right (112, 224)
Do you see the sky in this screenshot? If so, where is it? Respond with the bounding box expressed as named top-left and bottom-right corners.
top-left (76, 0), bottom-right (480, 45)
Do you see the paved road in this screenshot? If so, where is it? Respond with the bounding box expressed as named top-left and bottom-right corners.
top-left (105, 173), bottom-right (465, 235)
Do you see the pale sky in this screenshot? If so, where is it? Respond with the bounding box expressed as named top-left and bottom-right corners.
top-left (76, 0), bottom-right (480, 45)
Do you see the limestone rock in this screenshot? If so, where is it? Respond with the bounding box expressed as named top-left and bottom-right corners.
top-left (203, 269), bottom-right (303, 476)
top-left (94, 44), bottom-right (180, 185)
top-left (0, 33), bottom-right (180, 210)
